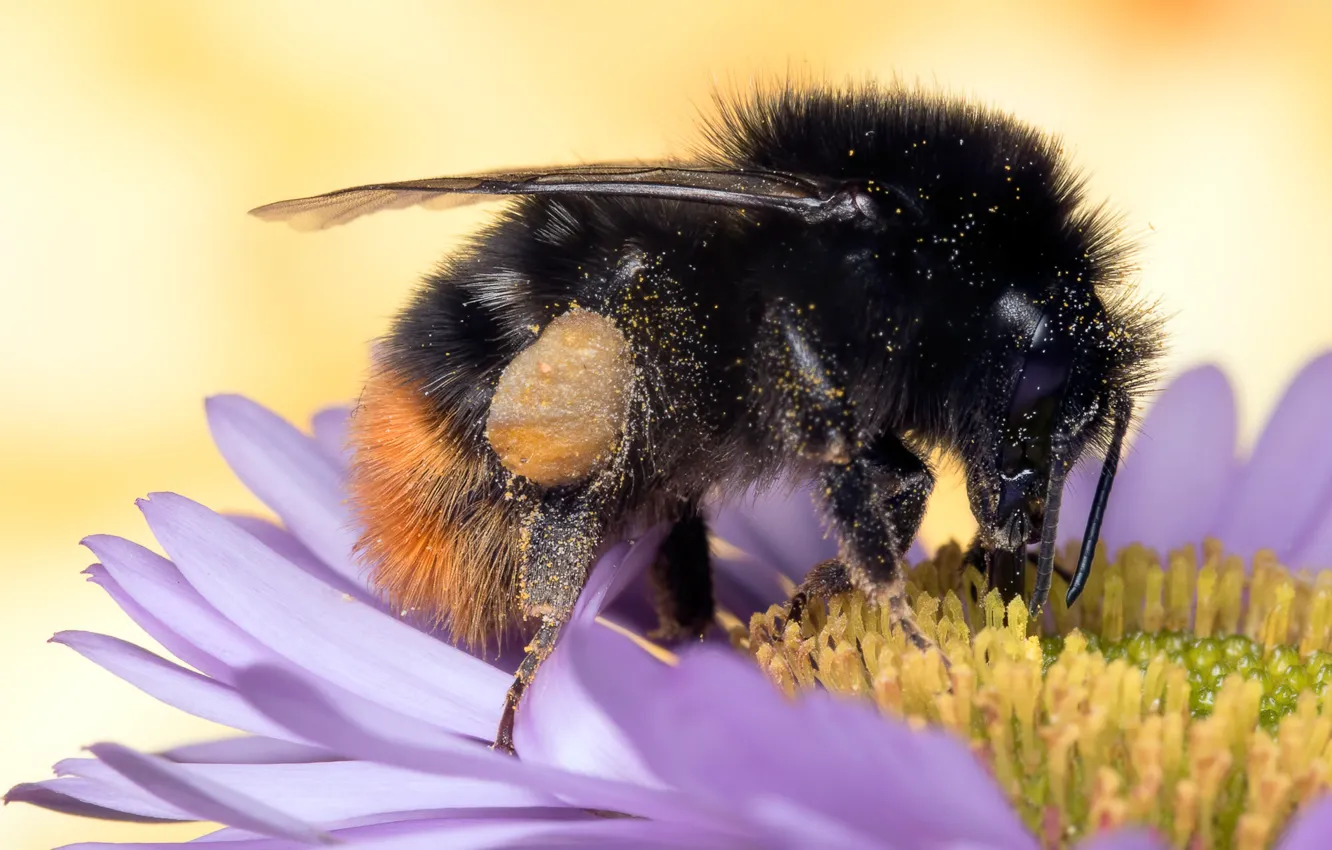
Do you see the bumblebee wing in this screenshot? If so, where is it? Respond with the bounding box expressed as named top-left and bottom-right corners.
top-left (248, 165), bottom-right (839, 231)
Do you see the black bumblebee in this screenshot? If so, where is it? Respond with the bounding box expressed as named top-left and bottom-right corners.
top-left (252, 82), bottom-right (1164, 752)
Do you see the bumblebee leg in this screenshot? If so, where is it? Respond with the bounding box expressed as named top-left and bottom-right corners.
top-left (750, 305), bottom-right (937, 648)
top-left (493, 490), bottom-right (604, 755)
top-left (785, 558), bottom-right (853, 624)
top-left (494, 617), bottom-right (560, 755)
top-left (796, 433), bottom-right (937, 651)
top-left (647, 499), bottom-right (714, 641)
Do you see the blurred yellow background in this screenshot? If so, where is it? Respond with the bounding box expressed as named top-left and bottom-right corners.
top-left (3, 1), bottom-right (1331, 846)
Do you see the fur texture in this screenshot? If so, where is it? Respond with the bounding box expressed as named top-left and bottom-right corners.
top-left (349, 82), bottom-right (1165, 645)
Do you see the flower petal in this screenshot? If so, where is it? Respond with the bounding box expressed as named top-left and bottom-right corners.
top-left (745, 797), bottom-right (897, 850)
top-left (515, 626), bottom-right (662, 788)
top-left (1074, 829), bottom-right (1170, 850)
top-left (60, 818), bottom-right (731, 850)
top-left (708, 480), bottom-right (925, 611)
top-left (1278, 796), bottom-right (1332, 850)
top-left (226, 514), bottom-right (379, 606)
top-left (3, 779), bottom-right (186, 822)
top-left (51, 631), bottom-right (298, 741)
top-left (565, 623), bottom-right (1033, 848)
top-left (1097, 366), bottom-right (1238, 556)
top-left (709, 480), bottom-right (838, 583)
top-left (707, 545), bottom-right (793, 615)
top-left (231, 662), bottom-right (740, 833)
top-left (159, 736), bottom-right (338, 765)
top-left (205, 395), bottom-right (363, 587)
top-left (88, 743), bottom-right (328, 842)
top-left (310, 406), bottom-right (352, 465)
top-left (84, 745), bottom-right (561, 829)
top-left (572, 531), bottom-right (664, 625)
top-left (337, 819), bottom-right (729, 850)
top-left (140, 492), bottom-right (508, 739)
top-left (1291, 514), bottom-right (1332, 572)
top-left (83, 564), bottom-right (230, 681)
top-left (1211, 353), bottom-right (1332, 562)
top-left (84, 535), bottom-right (278, 682)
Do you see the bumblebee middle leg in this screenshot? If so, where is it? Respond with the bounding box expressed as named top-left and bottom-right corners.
top-left (749, 302), bottom-right (936, 647)
top-left (494, 488), bottom-right (605, 754)
top-left (793, 433), bottom-right (936, 650)
top-left (647, 499), bottom-right (714, 641)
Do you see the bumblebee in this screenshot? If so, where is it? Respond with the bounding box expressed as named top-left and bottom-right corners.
top-left (252, 82), bottom-right (1164, 752)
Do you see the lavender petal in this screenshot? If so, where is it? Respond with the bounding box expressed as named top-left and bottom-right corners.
top-left (4, 779), bottom-right (187, 823)
top-left (1291, 512), bottom-right (1332, 572)
top-left (519, 534), bottom-right (668, 784)
top-left (339, 819), bottom-right (731, 850)
top-left (139, 492), bottom-right (508, 739)
top-left (226, 514), bottom-right (379, 606)
top-left (1278, 796), bottom-right (1332, 850)
top-left (84, 535), bottom-right (278, 681)
top-left (205, 395), bottom-right (362, 587)
top-left (61, 818), bottom-right (730, 850)
top-left (232, 663), bottom-right (741, 832)
top-left (1210, 353), bottom-right (1332, 562)
top-left (159, 737), bottom-right (338, 765)
top-left (515, 628), bottom-right (662, 788)
top-left (1098, 366), bottom-right (1238, 556)
top-left (76, 749), bottom-right (559, 830)
top-left (572, 530), bottom-right (665, 625)
top-left (744, 797), bottom-right (898, 850)
top-left (83, 565), bottom-right (231, 682)
top-left (88, 743), bottom-right (328, 843)
top-left (565, 623), bottom-right (1032, 848)
top-left (51, 631), bottom-right (298, 741)
top-left (1074, 829), bottom-right (1170, 850)
top-left (310, 406), bottom-right (352, 465)
top-left (709, 480), bottom-right (838, 583)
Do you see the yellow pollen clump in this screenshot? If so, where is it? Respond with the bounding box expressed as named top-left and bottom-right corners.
top-left (738, 540), bottom-right (1332, 850)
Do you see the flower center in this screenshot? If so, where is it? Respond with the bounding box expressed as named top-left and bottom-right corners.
top-left (738, 540), bottom-right (1332, 850)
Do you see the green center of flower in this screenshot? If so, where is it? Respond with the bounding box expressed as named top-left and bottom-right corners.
top-left (737, 540), bottom-right (1332, 850)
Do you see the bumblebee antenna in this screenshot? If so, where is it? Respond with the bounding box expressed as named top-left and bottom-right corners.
top-left (1065, 397), bottom-right (1133, 607)
top-left (1028, 446), bottom-right (1068, 616)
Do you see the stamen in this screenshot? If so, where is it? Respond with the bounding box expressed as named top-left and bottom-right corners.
top-left (739, 540), bottom-right (1332, 849)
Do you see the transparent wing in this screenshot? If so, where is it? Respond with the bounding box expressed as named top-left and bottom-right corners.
top-left (249, 164), bottom-right (838, 231)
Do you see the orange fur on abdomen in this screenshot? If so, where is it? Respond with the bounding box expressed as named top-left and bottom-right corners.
top-left (348, 369), bottom-right (522, 648)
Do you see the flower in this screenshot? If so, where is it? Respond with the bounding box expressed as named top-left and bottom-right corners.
top-left (1, 395), bottom-right (966, 849)
top-left (1060, 354), bottom-right (1332, 570)
top-left (8, 353), bottom-right (1332, 849)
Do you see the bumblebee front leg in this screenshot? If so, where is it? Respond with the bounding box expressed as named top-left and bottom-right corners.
top-left (808, 433), bottom-right (936, 650)
top-left (494, 489), bottom-right (604, 754)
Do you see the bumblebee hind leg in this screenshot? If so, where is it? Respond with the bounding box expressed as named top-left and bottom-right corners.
top-left (647, 500), bottom-right (714, 641)
top-left (494, 489), bottom-right (605, 755)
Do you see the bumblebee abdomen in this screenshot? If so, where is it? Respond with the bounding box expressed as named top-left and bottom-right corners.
top-left (349, 366), bottom-right (523, 649)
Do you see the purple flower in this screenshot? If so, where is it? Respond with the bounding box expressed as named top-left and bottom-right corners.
top-left (1061, 353), bottom-right (1332, 570)
top-left (9, 353), bottom-right (1332, 849)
